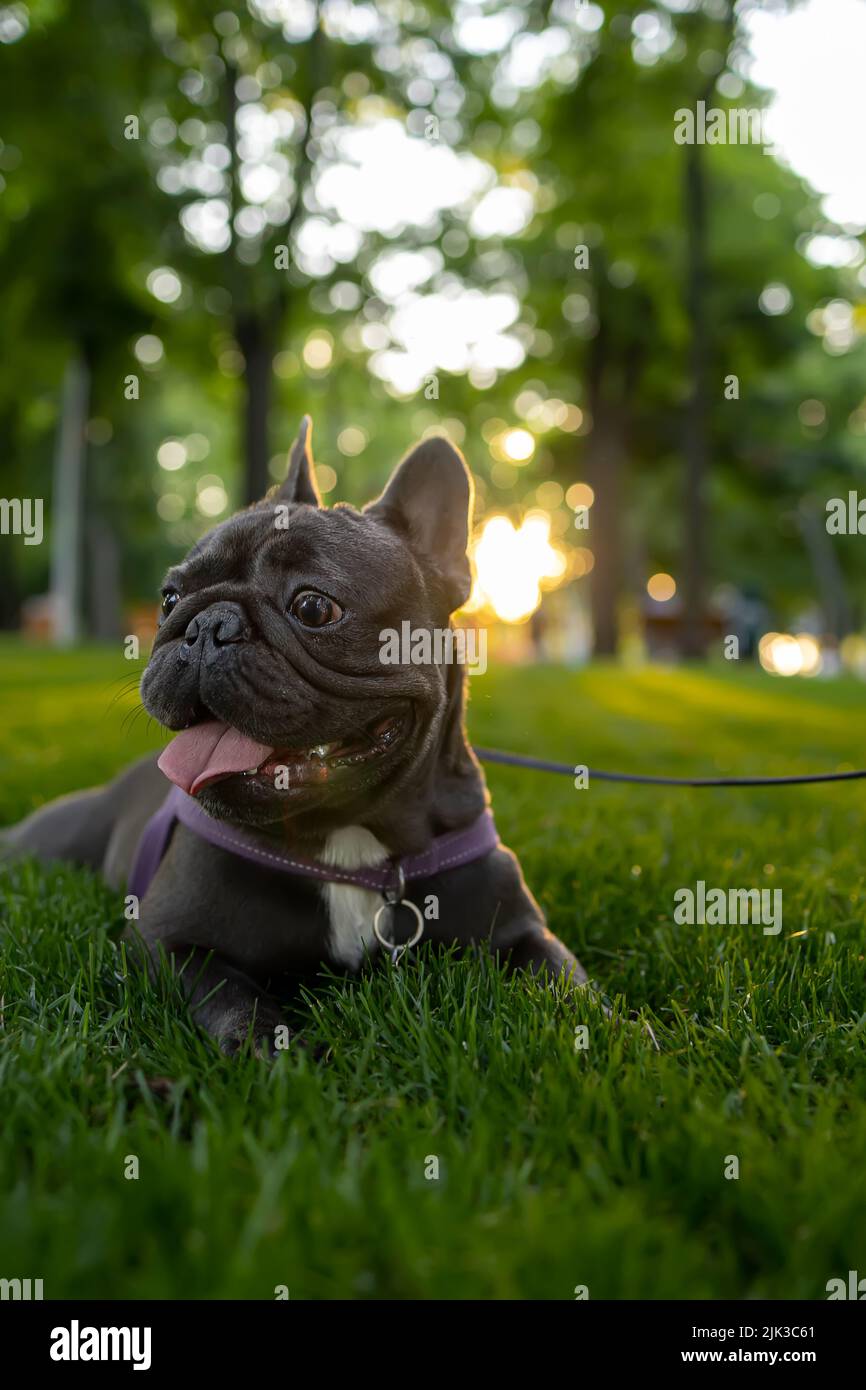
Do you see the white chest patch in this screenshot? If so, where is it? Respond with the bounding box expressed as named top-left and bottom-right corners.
top-left (320, 826), bottom-right (391, 969)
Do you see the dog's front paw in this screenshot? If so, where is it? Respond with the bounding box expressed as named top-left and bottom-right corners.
top-left (212, 1005), bottom-right (296, 1059)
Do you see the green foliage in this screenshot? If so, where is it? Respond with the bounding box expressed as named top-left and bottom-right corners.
top-left (2, 1), bottom-right (864, 628)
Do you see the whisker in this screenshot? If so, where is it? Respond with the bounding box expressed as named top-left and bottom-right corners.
top-left (105, 681), bottom-right (143, 716)
top-left (101, 665), bottom-right (146, 691)
top-left (120, 702), bottom-right (147, 734)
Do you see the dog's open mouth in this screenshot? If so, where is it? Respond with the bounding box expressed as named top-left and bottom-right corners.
top-left (157, 714), bottom-right (405, 797)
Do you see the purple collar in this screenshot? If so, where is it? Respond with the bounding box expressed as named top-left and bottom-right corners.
top-left (129, 783), bottom-right (499, 902)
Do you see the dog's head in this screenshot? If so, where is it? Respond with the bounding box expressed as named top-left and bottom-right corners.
top-left (141, 418), bottom-right (482, 838)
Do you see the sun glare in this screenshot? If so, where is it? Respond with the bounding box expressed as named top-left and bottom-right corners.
top-left (466, 513), bottom-right (566, 623)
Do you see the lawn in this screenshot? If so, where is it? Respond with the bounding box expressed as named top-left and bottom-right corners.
top-left (1, 638), bottom-right (865, 1300)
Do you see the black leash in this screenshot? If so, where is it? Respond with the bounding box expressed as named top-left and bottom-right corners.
top-left (473, 747), bottom-right (866, 788)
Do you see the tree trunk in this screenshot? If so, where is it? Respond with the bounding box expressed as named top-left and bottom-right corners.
top-left (0, 409), bottom-right (23, 629)
top-left (585, 398), bottom-right (624, 657)
top-left (50, 355), bottom-right (89, 644)
top-left (237, 311), bottom-right (272, 505)
top-left (224, 17), bottom-right (322, 507)
top-left (798, 499), bottom-right (854, 640)
top-left (0, 537), bottom-right (20, 630)
top-left (681, 124), bottom-right (710, 659)
top-left (584, 271), bottom-right (626, 658)
top-left (86, 516), bottom-right (123, 640)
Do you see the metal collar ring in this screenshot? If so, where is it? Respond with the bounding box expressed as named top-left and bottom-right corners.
top-left (373, 897), bottom-right (424, 952)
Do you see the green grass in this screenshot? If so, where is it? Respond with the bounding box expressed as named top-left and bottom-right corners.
top-left (1, 637), bottom-right (866, 1299)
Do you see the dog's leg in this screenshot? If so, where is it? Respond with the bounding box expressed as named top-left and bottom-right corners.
top-left (1, 755), bottom-right (168, 886)
top-left (494, 918), bottom-right (589, 990)
top-left (1, 786), bottom-right (118, 871)
top-left (493, 916), bottom-right (658, 1047)
top-left (145, 942), bottom-right (288, 1056)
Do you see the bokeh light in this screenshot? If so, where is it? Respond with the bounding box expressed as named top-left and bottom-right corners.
top-left (157, 440), bottom-right (186, 471)
top-left (146, 267), bottom-right (183, 304)
top-left (134, 334), bottom-right (164, 365)
top-left (500, 427), bottom-right (535, 463)
top-left (572, 547), bottom-right (595, 577)
top-left (315, 464), bottom-right (338, 493)
top-left (337, 427), bottom-right (366, 456)
top-left (759, 632), bottom-right (823, 677)
top-left (566, 482), bottom-right (594, 511)
top-left (647, 573), bottom-right (676, 602)
top-left (196, 477), bottom-right (228, 517)
top-left (760, 633), bottom-right (802, 676)
top-left (303, 332), bottom-right (334, 371)
top-left (796, 633), bottom-right (822, 675)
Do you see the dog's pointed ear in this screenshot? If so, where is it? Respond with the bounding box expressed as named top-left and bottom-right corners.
top-left (366, 436), bottom-right (473, 610)
top-left (273, 415), bottom-right (322, 507)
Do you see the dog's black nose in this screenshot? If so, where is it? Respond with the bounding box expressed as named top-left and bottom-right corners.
top-left (190, 609), bottom-right (245, 645)
top-left (179, 604), bottom-right (248, 663)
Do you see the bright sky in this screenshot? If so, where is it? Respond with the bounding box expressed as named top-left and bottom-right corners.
top-left (745, 0), bottom-right (866, 228)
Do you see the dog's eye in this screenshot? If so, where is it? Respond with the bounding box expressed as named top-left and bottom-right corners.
top-left (161, 588), bottom-right (180, 619)
top-left (290, 590), bottom-right (342, 628)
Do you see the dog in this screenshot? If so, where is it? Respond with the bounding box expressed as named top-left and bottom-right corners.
top-left (2, 419), bottom-right (589, 1053)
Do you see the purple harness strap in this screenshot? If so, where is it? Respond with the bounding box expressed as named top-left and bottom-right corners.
top-left (129, 783), bottom-right (499, 901)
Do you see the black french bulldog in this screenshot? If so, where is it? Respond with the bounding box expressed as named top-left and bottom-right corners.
top-left (3, 420), bottom-right (589, 1053)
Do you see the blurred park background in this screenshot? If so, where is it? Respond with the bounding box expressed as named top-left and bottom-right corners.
top-left (2, 0), bottom-right (866, 677)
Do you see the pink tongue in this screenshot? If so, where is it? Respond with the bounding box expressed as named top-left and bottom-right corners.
top-left (157, 720), bottom-right (275, 796)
